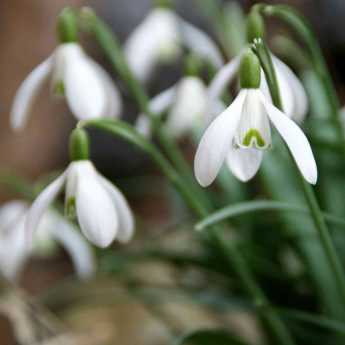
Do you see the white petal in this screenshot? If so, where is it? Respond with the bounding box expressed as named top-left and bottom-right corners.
top-left (25, 172), bottom-right (67, 243)
top-left (135, 85), bottom-right (176, 137)
top-left (226, 147), bottom-right (263, 182)
top-left (75, 165), bottom-right (118, 248)
top-left (87, 59), bottom-right (123, 118)
top-left (64, 58), bottom-right (108, 120)
top-left (10, 58), bottom-right (52, 131)
top-left (47, 211), bottom-right (95, 279)
top-left (206, 56), bottom-right (241, 124)
top-left (180, 20), bottom-right (223, 68)
top-left (0, 219), bottom-right (28, 281)
top-left (124, 8), bottom-right (181, 82)
top-left (166, 77), bottom-right (208, 137)
top-left (97, 175), bottom-right (135, 243)
top-left (194, 89), bottom-right (247, 187)
top-left (0, 201), bottom-right (28, 230)
top-left (273, 56), bottom-right (308, 123)
top-left (235, 89), bottom-right (271, 149)
top-left (261, 94), bottom-right (317, 184)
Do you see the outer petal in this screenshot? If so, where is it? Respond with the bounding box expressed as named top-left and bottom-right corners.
top-left (179, 20), bottom-right (223, 68)
top-left (135, 85), bottom-right (176, 137)
top-left (25, 172), bottom-right (67, 242)
top-left (273, 56), bottom-right (308, 123)
top-left (87, 59), bottom-right (122, 118)
top-left (194, 89), bottom-right (247, 187)
top-left (75, 165), bottom-right (118, 248)
top-left (10, 58), bottom-right (53, 131)
top-left (124, 8), bottom-right (180, 83)
top-left (64, 58), bottom-right (108, 120)
top-left (226, 147), bottom-right (263, 182)
top-left (0, 219), bottom-right (28, 281)
top-left (206, 56), bottom-right (241, 124)
top-left (97, 175), bottom-right (135, 243)
top-left (167, 77), bottom-right (208, 137)
top-left (47, 211), bottom-right (95, 279)
top-left (261, 94), bottom-right (317, 184)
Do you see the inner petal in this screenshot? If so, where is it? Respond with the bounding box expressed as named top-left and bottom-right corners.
top-left (235, 90), bottom-right (271, 150)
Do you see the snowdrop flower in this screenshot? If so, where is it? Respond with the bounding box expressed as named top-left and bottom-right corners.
top-left (0, 200), bottom-right (95, 281)
top-left (136, 76), bottom-right (221, 138)
top-left (124, 7), bottom-right (223, 83)
top-left (10, 42), bottom-right (122, 131)
top-left (194, 50), bottom-right (317, 186)
top-left (207, 48), bottom-right (308, 125)
top-left (25, 160), bottom-right (135, 248)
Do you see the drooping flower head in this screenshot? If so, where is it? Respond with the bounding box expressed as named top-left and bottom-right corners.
top-left (124, 5), bottom-right (223, 83)
top-left (25, 129), bottom-right (135, 248)
top-left (194, 50), bottom-right (317, 186)
top-left (11, 8), bottom-right (122, 131)
top-left (135, 75), bottom-right (210, 139)
top-left (0, 200), bottom-right (95, 281)
top-left (206, 51), bottom-right (308, 127)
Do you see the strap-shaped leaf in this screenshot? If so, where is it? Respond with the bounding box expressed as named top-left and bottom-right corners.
top-left (173, 329), bottom-right (248, 345)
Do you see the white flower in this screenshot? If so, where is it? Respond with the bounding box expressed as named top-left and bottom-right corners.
top-left (207, 53), bottom-right (308, 125)
top-left (136, 76), bottom-right (218, 138)
top-left (25, 160), bottom-right (135, 248)
top-left (0, 200), bottom-right (95, 281)
top-left (11, 43), bottom-right (122, 131)
top-left (124, 8), bottom-right (223, 83)
top-left (194, 88), bottom-right (317, 186)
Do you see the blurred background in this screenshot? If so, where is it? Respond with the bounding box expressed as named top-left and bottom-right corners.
top-left (1, 0), bottom-right (345, 344)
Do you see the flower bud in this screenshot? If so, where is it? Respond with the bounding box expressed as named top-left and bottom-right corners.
top-left (69, 128), bottom-right (90, 161)
top-left (246, 9), bottom-right (265, 43)
top-left (239, 49), bottom-right (261, 89)
top-left (57, 7), bottom-right (78, 43)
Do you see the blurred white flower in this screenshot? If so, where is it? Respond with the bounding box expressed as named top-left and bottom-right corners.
top-left (136, 76), bottom-right (220, 138)
top-left (124, 8), bottom-right (223, 83)
top-left (11, 43), bottom-right (122, 131)
top-left (26, 160), bottom-right (135, 248)
top-left (207, 53), bottom-right (308, 125)
top-left (194, 88), bottom-right (317, 186)
top-left (0, 200), bottom-right (95, 282)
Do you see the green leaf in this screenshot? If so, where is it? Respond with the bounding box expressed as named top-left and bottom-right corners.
top-left (173, 329), bottom-right (248, 345)
top-left (196, 200), bottom-right (345, 231)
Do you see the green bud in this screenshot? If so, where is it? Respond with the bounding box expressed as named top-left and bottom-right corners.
top-left (69, 128), bottom-right (90, 161)
top-left (57, 7), bottom-right (78, 43)
top-left (246, 9), bottom-right (265, 43)
top-left (239, 49), bottom-right (261, 89)
top-left (184, 54), bottom-right (203, 77)
top-left (153, 0), bottom-right (174, 9)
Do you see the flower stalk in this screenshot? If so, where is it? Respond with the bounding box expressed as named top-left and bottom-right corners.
top-left (252, 38), bottom-right (345, 308)
top-left (83, 118), bottom-right (296, 345)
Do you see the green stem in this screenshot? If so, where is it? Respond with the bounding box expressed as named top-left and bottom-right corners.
top-left (83, 118), bottom-right (295, 345)
top-left (253, 39), bottom-right (345, 308)
top-left (259, 4), bottom-right (345, 153)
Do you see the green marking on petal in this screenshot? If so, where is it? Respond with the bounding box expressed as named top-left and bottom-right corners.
top-left (65, 196), bottom-right (76, 219)
top-left (54, 81), bottom-right (65, 96)
top-left (242, 129), bottom-right (266, 148)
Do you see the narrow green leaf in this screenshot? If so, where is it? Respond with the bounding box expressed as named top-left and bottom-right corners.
top-left (196, 200), bottom-right (345, 231)
top-left (173, 329), bottom-right (248, 345)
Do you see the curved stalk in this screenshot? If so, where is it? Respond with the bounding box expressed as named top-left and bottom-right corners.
top-left (252, 39), bottom-right (345, 308)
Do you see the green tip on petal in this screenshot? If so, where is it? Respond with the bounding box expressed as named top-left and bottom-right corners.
top-left (53, 81), bottom-right (65, 96)
top-left (57, 7), bottom-right (79, 43)
top-left (243, 129), bottom-right (266, 148)
top-left (239, 49), bottom-right (261, 89)
top-left (69, 128), bottom-right (90, 161)
top-left (65, 196), bottom-right (76, 219)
